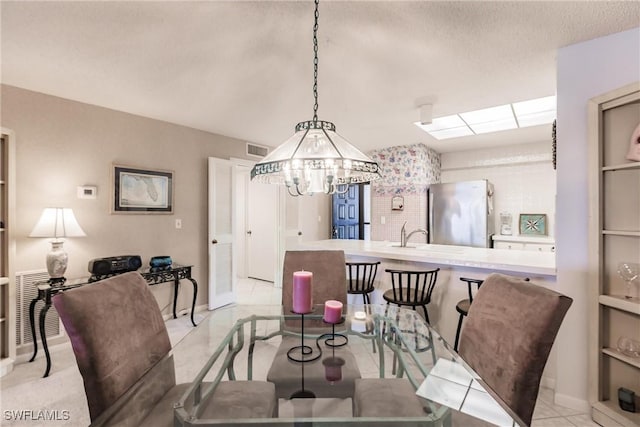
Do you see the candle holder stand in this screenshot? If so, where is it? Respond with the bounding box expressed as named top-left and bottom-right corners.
top-left (287, 309), bottom-right (322, 363)
top-left (321, 317), bottom-right (348, 347)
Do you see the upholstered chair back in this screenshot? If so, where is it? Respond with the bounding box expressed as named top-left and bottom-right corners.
top-left (458, 273), bottom-right (572, 426)
top-left (52, 272), bottom-right (173, 421)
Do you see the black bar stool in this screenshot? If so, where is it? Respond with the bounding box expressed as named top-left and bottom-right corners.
top-left (346, 261), bottom-right (380, 305)
top-left (346, 261), bottom-right (380, 354)
top-left (383, 268), bottom-right (439, 374)
top-left (383, 268), bottom-right (439, 323)
top-left (454, 277), bottom-right (484, 352)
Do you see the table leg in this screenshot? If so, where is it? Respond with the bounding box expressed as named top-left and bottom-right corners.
top-left (187, 278), bottom-right (198, 327)
top-left (39, 303), bottom-right (52, 377)
top-left (248, 318), bottom-right (257, 381)
top-left (28, 297), bottom-right (39, 362)
top-left (172, 279), bottom-right (179, 319)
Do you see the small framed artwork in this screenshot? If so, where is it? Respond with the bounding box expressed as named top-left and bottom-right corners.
top-left (519, 214), bottom-right (547, 236)
top-left (112, 164), bottom-right (173, 214)
top-left (391, 195), bottom-right (404, 211)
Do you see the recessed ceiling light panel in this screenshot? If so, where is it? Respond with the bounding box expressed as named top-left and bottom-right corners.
top-left (469, 117), bottom-right (518, 134)
top-left (418, 115), bottom-right (466, 132)
top-left (459, 104), bottom-right (513, 125)
top-left (513, 96), bottom-right (556, 116)
top-left (422, 126), bottom-right (474, 140)
top-left (517, 110), bottom-right (556, 128)
top-left (415, 95), bottom-right (556, 140)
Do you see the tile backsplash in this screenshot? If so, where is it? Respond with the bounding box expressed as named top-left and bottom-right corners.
top-left (369, 143), bottom-right (439, 242)
top-left (441, 141), bottom-right (556, 238)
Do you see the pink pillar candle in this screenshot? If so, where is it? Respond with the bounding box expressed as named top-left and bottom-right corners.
top-left (323, 300), bottom-right (343, 324)
top-left (292, 271), bottom-right (313, 314)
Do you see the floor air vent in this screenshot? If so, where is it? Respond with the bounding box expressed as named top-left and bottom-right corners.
top-left (15, 269), bottom-right (61, 348)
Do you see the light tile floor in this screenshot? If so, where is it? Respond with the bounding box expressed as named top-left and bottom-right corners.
top-left (0, 278), bottom-right (596, 427)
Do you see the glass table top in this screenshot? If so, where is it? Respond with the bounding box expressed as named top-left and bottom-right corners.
top-left (91, 304), bottom-right (522, 427)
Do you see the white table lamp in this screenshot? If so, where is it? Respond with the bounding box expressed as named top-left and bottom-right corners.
top-left (30, 208), bottom-right (86, 279)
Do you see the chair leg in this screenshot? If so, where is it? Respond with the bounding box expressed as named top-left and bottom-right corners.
top-left (392, 339), bottom-right (398, 376)
top-left (454, 313), bottom-right (464, 352)
top-left (422, 305), bottom-right (430, 324)
top-left (363, 293), bottom-right (376, 353)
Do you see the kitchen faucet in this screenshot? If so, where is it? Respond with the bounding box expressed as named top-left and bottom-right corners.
top-left (400, 221), bottom-right (428, 247)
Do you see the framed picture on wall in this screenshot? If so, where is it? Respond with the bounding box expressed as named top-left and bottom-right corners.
top-left (112, 164), bottom-right (173, 213)
top-left (519, 214), bottom-right (547, 236)
top-left (391, 195), bottom-right (404, 211)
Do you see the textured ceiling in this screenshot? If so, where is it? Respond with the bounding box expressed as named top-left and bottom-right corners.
top-left (2, 1), bottom-right (639, 153)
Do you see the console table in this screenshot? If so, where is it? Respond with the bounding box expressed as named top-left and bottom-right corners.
top-left (28, 264), bottom-right (198, 377)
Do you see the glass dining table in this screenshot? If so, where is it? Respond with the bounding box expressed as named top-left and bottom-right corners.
top-left (90, 304), bottom-right (524, 426)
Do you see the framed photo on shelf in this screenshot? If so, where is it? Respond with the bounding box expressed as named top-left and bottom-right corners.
top-left (112, 164), bottom-right (173, 214)
top-left (519, 214), bottom-right (547, 236)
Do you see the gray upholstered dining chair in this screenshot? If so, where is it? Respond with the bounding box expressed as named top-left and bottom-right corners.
top-left (457, 273), bottom-right (573, 426)
top-left (52, 271), bottom-right (277, 426)
top-left (266, 250), bottom-right (362, 399)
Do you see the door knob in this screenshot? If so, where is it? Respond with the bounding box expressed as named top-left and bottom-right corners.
top-left (247, 230), bottom-right (252, 236)
top-left (298, 231), bottom-right (303, 236)
top-left (211, 239), bottom-right (218, 244)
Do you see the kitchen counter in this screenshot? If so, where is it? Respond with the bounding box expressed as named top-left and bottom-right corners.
top-left (300, 239), bottom-right (556, 276)
top-left (298, 239), bottom-right (559, 379)
top-left (492, 235), bottom-right (556, 244)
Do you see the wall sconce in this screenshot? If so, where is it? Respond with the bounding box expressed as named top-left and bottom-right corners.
top-left (29, 208), bottom-right (86, 280)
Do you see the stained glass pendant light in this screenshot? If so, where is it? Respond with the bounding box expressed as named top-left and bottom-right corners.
top-left (250, 0), bottom-right (380, 196)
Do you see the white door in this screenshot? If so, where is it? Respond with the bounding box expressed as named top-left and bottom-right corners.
top-left (285, 194), bottom-right (302, 249)
top-left (208, 157), bottom-right (236, 309)
top-left (247, 180), bottom-right (278, 282)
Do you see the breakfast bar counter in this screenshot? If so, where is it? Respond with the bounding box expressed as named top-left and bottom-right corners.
top-left (299, 239), bottom-right (556, 277)
top-left (297, 239), bottom-right (558, 365)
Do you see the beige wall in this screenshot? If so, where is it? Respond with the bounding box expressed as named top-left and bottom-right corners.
top-left (1, 84), bottom-right (251, 315)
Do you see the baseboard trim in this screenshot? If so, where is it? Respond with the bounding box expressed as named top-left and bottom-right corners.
top-left (555, 392), bottom-right (591, 413)
top-left (0, 358), bottom-right (15, 377)
top-left (540, 376), bottom-right (556, 390)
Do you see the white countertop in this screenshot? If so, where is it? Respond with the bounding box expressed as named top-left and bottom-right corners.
top-left (492, 235), bottom-right (555, 244)
top-left (300, 239), bottom-right (556, 276)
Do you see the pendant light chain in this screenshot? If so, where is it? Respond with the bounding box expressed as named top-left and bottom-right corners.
top-left (249, 0), bottom-right (381, 196)
top-left (312, 0), bottom-right (319, 123)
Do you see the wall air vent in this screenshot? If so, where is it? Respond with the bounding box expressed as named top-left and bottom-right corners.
top-left (16, 269), bottom-right (61, 348)
top-left (246, 143), bottom-right (269, 158)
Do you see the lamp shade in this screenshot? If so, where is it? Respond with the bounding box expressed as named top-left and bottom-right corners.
top-left (29, 208), bottom-right (86, 239)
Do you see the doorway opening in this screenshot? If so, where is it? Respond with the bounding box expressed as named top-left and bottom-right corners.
top-left (232, 160), bottom-right (280, 292)
top-left (331, 183), bottom-right (371, 240)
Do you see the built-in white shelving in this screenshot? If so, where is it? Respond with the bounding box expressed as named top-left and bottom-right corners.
top-left (598, 295), bottom-right (640, 315)
top-left (0, 129), bottom-right (15, 377)
top-left (588, 82), bottom-right (640, 427)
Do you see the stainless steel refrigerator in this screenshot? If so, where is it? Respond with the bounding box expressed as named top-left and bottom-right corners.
top-left (428, 180), bottom-right (495, 248)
